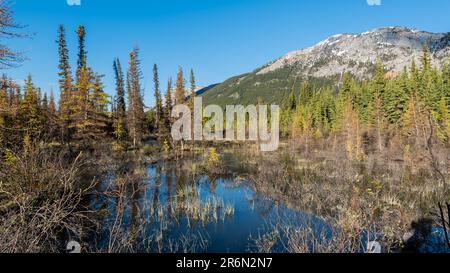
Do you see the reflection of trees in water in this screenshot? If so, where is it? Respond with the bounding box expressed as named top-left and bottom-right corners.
top-left (119, 163), bottom-right (146, 237)
top-left (151, 165), bottom-right (161, 213)
top-left (207, 178), bottom-right (218, 195)
top-left (165, 163), bottom-right (173, 217)
top-left (129, 182), bottom-right (142, 240)
top-left (96, 160), bottom-right (238, 252)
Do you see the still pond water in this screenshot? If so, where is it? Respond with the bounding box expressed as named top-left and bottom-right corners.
top-left (89, 160), bottom-right (329, 253)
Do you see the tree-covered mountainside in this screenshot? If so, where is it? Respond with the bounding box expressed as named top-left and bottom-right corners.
top-left (201, 27), bottom-right (450, 107)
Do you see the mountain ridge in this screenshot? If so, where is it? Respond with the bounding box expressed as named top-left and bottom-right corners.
top-left (200, 26), bottom-right (450, 106)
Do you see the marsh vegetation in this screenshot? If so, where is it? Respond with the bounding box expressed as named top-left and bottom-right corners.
top-left (0, 138), bottom-right (449, 253)
top-left (0, 1), bottom-right (449, 253)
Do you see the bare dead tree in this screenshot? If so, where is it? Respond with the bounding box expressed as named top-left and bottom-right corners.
top-left (0, 0), bottom-right (27, 69)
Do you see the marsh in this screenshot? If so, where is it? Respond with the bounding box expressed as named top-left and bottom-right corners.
top-left (82, 143), bottom-right (450, 253)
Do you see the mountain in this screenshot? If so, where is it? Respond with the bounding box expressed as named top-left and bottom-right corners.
top-left (195, 84), bottom-right (220, 96)
top-left (200, 27), bottom-right (450, 106)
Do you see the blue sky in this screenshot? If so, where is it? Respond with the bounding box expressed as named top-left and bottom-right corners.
top-left (4, 0), bottom-right (450, 106)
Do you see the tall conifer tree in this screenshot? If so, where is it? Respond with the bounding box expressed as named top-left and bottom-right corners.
top-left (175, 66), bottom-right (186, 105)
top-left (113, 58), bottom-right (126, 139)
top-left (153, 64), bottom-right (163, 137)
top-left (57, 25), bottom-right (74, 144)
top-left (126, 48), bottom-right (146, 147)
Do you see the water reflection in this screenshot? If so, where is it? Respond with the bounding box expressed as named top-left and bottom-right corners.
top-left (90, 160), bottom-right (328, 253)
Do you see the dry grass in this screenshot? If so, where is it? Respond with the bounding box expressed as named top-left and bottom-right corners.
top-left (1, 136), bottom-right (446, 253)
top-left (0, 147), bottom-right (96, 253)
top-left (208, 141), bottom-right (449, 253)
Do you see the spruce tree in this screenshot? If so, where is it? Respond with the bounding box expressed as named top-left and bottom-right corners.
top-left (41, 92), bottom-right (48, 122)
top-left (57, 25), bottom-right (74, 144)
top-left (113, 58), bottom-right (126, 139)
top-left (127, 48), bottom-right (146, 147)
top-left (442, 63), bottom-right (450, 106)
top-left (88, 74), bottom-right (110, 140)
top-left (403, 79), bottom-right (432, 148)
top-left (436, 97), bottom-right (450, 143)
top-left (340, 72), bottom-right (352, 97)
top-left (189, 68), bottom-right (196, 109)
top-left (421, 44), bottom-right (431, 75)
top-left (188, 69), bottom-right (197, 143)
top-left (280, 88), bottom-right (297, 135)
top-left (20, 75), bottom-right (41, 138)
top-left (76, 25), bottom-right (87, 82)
top-left (175, 66), bottom-right (186, 105)
top-left (75, 25), bottom-right (90, 128)
top-left (47, 90), bottom-right (58, 140)
top-left (73, 67), bottom-right (92, 142)
top-left (164, 77), bottom-right (173, 135)
top-left (153, 64), bottom-right (163, 137)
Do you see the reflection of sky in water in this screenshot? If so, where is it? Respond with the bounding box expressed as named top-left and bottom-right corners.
top-left (90, 161), bottom-right (329, 253)
top-left (419, 228), bottom-right (450, 253)
top-left (90, 161), bottom-right (449, 253)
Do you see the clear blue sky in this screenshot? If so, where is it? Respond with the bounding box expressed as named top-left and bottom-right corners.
top-left (5, 0), bottom-right (450, 106)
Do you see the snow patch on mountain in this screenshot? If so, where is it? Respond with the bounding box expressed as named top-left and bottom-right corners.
top-left (257, 27), bottom-right (450, 79)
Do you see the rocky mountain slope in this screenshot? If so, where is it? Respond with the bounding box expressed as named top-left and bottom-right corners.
top-left (201, 27), bottom-right (450, 106)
